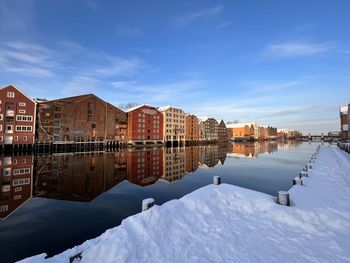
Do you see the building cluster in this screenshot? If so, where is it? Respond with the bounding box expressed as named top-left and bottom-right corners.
top-left (339, 104), bottom-right (350, 140)
top-left (0, 84), bottom-right (298, 146)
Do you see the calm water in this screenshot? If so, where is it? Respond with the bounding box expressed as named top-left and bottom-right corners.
top-left (0, 141), bottom-right (319, 262)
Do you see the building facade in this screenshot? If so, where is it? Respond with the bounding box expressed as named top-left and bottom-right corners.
top-left (162, 147), bottom-right (186, 183)
top-left (200, 117), bottom-right (219, 141)
top-left (0, 85), bottom-right (36, 145)
top-left (37, 94), bottom-right (126, 142)
top-left (340, 106), bottom-right (348, 140)
top-left (159, 106), bottom-right (185, 146)
top-left (218, 120), bottom-right (228, 142)
top-left (185, 114), bottom-right (199, 142)
top-left (127, 105), bottom-right (163, 144)
top-left (227, 123), bottom-right (259, 141)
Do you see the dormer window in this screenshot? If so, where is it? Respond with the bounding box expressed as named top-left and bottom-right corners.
top-left (7, 92), bottom-right (15, 98)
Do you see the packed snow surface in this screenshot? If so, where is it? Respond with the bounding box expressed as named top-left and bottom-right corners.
top-left (19, 146), bottom-right (350, 263)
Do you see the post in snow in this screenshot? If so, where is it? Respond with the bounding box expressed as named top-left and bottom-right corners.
top-left (293, 177), bottom-right (303, 185)
top-left (277, 191), bottom-right (290, 206)
top-left (213, 176), bottom-right (221, 185)
top-left (142, 198), bottom-right (155, 211)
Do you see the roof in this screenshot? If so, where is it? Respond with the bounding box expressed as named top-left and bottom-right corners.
top-left (158, 105), bottom-right (184, 112)
top-left (126, 104), bottom-right (155, 112)
top-left (199, 116), bottom-right (210, 122)
top-left (0, 84), bottom-right (37, 104)
top-left (226, 122), bottom-right (256, 128)
top-left (340, 106), bottom-right (348, 114)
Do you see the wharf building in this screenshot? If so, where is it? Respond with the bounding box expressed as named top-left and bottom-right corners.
top-left (126, 105), bottom-right (163, 145)
top-left (227, 123), bottom-right (259, 141)
top-left (0, 85), bottom-right (36, 147)
top-left (158, 106), bottom-right (185, 147)
top-left (340, 106), bottom-right (349, 140)
top-left (199, 117), bottom-right (219, 142)
top-left (218, 120), bottom-right (228, 142)
top-left (37, 94), bottom-right (127, 143)
top-left (0, 156), bottom-right (33, 219)
top-left (185, 114), bottom-right (199, 145)
top-left (185, 146), bottom-right (199, 173)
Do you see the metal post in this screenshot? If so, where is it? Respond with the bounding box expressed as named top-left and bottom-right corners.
top-left (213, 176), bottom-right (221, 185)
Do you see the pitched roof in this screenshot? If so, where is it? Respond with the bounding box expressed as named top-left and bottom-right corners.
top-left (0, 84), bottom-right (36, 104)
top-left (126, 104), bottom-right (156, 112)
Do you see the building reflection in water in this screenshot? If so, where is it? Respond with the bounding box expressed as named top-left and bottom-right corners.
top-left (161, 147), bottom-right (185, 183)
top-left (127, 148), bottom-right (163, 186)
top-left (0, 141), bottom-right (302, 218)
top-left (0, 156), bottom-right (33, 220)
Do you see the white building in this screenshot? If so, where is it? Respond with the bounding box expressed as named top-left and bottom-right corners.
top-left (158, 106), bottom-right (186, 146)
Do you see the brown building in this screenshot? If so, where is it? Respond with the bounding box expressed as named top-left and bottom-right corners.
top-left (0, 85), bottom-right (36, 145)
top-left (127, 148), bottom-right (163, 186)
top-left (185, 146), bottom-right (199, 173)
top-left (0, 156), bottom-right (33, 219)
top-left (227, 123), bottom-right (259, 140)
top-left (259, 127), bottom-right (268, 140)
top-left (185, 114), bottom-right (199, 142)
top-left (218, 120), bottom-right (228, 142)
top-left (340, 106), bottom-right (348, 140)
top-left (37, 94), bottom-right (126, 142)
top-left (199, 117), bottom-right (219, 141)
top-left (126, 105), bottom-right (163, 145)
top-left (35, 153), bottom-right (126, 202)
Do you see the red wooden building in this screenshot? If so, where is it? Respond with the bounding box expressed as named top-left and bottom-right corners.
top-left (0, 85), bottom-right (36, 145)
top-left (126, 105), bottom-right (163, 144)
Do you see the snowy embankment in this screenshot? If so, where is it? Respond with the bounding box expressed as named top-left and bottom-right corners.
top-left (20, 146), bottom-right (350, 263)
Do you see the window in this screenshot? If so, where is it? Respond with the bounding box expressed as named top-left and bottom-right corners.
top-left (15, 126), bottom-right (32, 132)
top-left (7, 92), bottom-right (15, 98)
top-left (16, 116), bottom-right (33, 122)
top-left (19, 102), bottom-right (26, 106)
top-left (14, 187), bottom-right (22, 192)
top-left (13, 168), bottom-right (31, 175)
top-left (0, 125), bottom-right (2, 131)
top-left (19, 109), bottom-right (26, 114)
top-left (0, 114), bottom-right (2, 120)
top-left (23, 136), bottom-right (27, 141)
top-left (13, 178), bottom-right (30, 186)
top-left (14, 136), bottom-right (18, 141)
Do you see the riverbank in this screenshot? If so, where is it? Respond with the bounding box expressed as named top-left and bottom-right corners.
top-left (19, 145), bottom-right (350, 263)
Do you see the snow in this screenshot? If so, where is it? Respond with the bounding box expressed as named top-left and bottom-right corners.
top-left (19, 146), bottom-right (350, 263)
top-left (226, 122), bottom-right (257, 128)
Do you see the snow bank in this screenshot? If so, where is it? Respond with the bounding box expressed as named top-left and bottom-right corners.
top-left (19, 146), bottom-right (350, 263)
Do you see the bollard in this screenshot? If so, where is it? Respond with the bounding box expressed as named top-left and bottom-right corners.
top-left (142, 198), bottom-right (155, 211)
top-left (213, 176), bottom-right (221, 185)
top-left (299, 171), bottom-right (308, 178)
top-left (293, 177), bottom-right (303, 185)
top-left (277, 191), bottom-right (290, 206)
top-left (309, 164), bottom-right (313, 169)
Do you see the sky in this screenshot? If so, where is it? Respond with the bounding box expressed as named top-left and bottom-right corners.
top-left (0, 0), bottom-right (349, 134)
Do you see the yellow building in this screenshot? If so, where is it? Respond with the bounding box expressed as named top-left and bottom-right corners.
top-left (159, 106), bottom-right (186, 146)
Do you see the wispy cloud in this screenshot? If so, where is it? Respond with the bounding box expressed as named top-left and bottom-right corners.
top-left (117, 26), bottom-right (143, 37)
top-left (214, 21), bottom-right (231, 30)
top-left (175, 5), bottom-right (223, 27)
top-left (262, 41), bottom-right (335, 58)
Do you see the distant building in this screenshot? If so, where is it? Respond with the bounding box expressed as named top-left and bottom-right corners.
top-left (126, 104), bottom-right (163, 145)
top-left (185, 114), bottom-right (199, 142)
top-left (277, 129), bottom-right (288, 139)
top-left (0, 156), bottom-right (33, 219)
top-left (158, 106), bottom-right (185, 146)
top-left (340, 106), bottom-right (349, 140)
top-left (288, 130), bottom-right (302, 139)
top-left (259, 126), bottom-right (268, 140)
top-left (266, 126), bottom-right (277, 139)
top-left (199, 117), bottom-right (219, 141)
top-left (0, 85), bottom-right (36, 145)
top-left (37, 94), bottom-right (126, 142)
top-left (348, 104), bottom-right (350, 140)
top-left (227, 123), bottom-right (259, 141)
top-left (218, 120), bottom-right (228, 142)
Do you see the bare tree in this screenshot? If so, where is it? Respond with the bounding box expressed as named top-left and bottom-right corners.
top-left (226, 120), bottom-right (240, 124)
top-left (118, 102), bottom-right (140, 111)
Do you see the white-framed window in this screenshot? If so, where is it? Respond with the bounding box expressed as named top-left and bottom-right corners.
top-left (15, 126), bottom-right (32, 132)
top-left (14, 195), bottom-right (22, 200)
top-left (13, 168), bottom-right (31, 175)
top-left (7, 92), bottom-right (15, 98)
top-left (16, 116), bottom-right (33, 122)
top-left (0, 125), bottom-right (2, 131)
top-left (15, 187), bottom-right (22, 192)
top-left (19, 109), bottom-right (26, 114)
top-left (23, 136), bottom-right (27, 141)
top-left (0, 114), bottom-right (3, 120)
top-left (13, 178), bottom-right (30, 186)
top-left (19, 102), bottom-right (26, 107)
top-left (14, 136), bottom-right (18, 141)
top-left (0, 205), bottom-right (8, 212)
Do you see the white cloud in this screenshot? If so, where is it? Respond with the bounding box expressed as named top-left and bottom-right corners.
top-left (262, 41), bottom-right (335, 58)
top-left (175, 5), bottom-right (223, 26)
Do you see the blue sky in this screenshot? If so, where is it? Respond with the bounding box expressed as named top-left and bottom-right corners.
top-left (0, 0), bottom-right (349, 134)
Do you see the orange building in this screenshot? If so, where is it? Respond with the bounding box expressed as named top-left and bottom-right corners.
top-left (185, 114), bottom-right (199, 142)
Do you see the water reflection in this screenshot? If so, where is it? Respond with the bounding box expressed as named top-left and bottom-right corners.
top-left (0, 141), bottom-right (303, 219)
top-left (0, 156), bottom-right (33, 219)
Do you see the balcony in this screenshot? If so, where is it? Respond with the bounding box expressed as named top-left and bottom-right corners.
top-left (5, 110), bottom-right (14, 117)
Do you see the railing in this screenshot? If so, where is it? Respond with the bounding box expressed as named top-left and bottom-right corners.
top-left (337, 141), bottom-right (350, 153)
